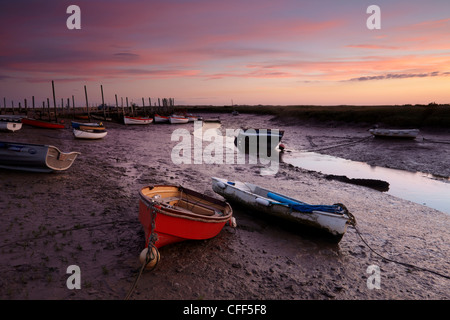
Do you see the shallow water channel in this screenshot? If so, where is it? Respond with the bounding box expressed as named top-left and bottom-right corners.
top-left (282, 150), bottom-right (450, 214)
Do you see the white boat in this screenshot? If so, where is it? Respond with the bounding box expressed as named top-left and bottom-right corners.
top-left (0, 120), bottom-right (22, 132)
top-left (73, 128), bottom-right (107, 140)
top-left (71, 121), bottom-right (103, 129)
top-left (234, 128), bottom-right (284, 154)
top-left (0, 115), bottom-right (23, 132)
top-left (154, 114), bottom-right (170, 123)
top-left (211, 177), bottom-right (355, 242)
top-left (124, 116), bottom-right (153, 125)
top-left (169, 115), bottom-right (189, 124)
top-left (369, 128), bottom-right (420, 139)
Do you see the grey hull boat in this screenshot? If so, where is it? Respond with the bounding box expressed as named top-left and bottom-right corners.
top-left (0, 141), bottom-right (80, 172)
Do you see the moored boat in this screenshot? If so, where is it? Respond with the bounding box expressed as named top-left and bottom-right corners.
top-left (0, 116), bottom-right (23, 132)
top-left (234, 128), bottom-right (285, 154)
top-left (154, 114), bottom-right (170, 123)
top-left (138, 184), bottom-right (235, 257)
top-left (369, 128), bottom-right (420, 139)
top-left (0, 141), bottom-right (80, 172)
top-left (211, 177), bottom-right (355, 243)
top-left (71, 121), bottom-right (104, 129)
top-left (73, 128), bottom-right (107, 139)
top-left (21, 117), bottom-right (65, 129)
top-left (124, 116), bottom-right (153, 125)
top-left (169, 115), bottom-right (189, 124)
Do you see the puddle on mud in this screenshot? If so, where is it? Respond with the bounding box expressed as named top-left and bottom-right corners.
top-left (282, 151), bottom-right (450, 214)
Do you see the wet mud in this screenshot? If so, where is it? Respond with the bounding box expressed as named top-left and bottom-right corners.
top-left (0, 113), bottom-right (449, 300)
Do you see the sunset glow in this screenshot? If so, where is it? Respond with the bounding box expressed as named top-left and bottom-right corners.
top-left (1, 0), bottom-right (450, 106)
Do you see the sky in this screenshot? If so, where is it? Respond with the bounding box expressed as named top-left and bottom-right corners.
top-left (1, 0), bottom-right (450, 106)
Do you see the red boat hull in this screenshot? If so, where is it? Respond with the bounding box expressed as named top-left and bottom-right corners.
top-left (138, 185), bottom-right (233, 249)
top-left (22, 118), bottom-right (65, 129)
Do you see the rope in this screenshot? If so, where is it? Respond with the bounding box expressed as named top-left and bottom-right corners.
top-left (124, 242), bottom-right (159, 300)
top-left (302, 136), bottom-right (372, 153)
top-left (124, 205), bottom-right (160, 300)
top-left (422, 137), bottom-right (450, 145)
top-left (351, 225), bottom-right (450, 280)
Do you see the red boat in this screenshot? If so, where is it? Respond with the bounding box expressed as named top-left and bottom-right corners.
top-left (21, 118), bottom-right (65, 129)
top-left (138, 185), bottom-right (234, 267)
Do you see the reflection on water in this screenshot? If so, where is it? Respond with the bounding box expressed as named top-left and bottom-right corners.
top-left (283, 151), bottom-right (450, 214)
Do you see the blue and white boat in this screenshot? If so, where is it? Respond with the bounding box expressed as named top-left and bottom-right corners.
top-left (211, 177), bottom-right (355, 242)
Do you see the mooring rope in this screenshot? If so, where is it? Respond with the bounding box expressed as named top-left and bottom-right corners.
top-left (302, 136), bottom-right (372, 153)
top-left (351, 224), bottom-right (450, 280)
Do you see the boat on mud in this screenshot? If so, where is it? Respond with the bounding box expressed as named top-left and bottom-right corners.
top-left (138, 184), bottom-right (235, 267)
top-left (124, 116), bottom-right (153, 125)
top-left (211, 177), bottom-right (355, 243)
top-left (0, 141), bottom-right (80, 172)
top-left (169, 115), bottom-right (189, 124)
top-left (234, 128), bottom-right (285, 154)
top-left (21, 117), bottom-right (65, 129)
top-left (154, 114), bottom-right (170, 123)
top-left (0, 115), bottom-right (23, 132)
top-left (369, 128), bottom-right (420, 139)
top-left (73, 128), bottom-right (107, 139)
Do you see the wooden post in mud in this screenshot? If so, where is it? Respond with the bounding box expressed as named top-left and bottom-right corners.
top-left (72, 95), bottom-right (75, 119)
top-left (52, 81), bottom-right (58, 123)
top-left (115, 94), bottom-right (119, 119)
top-left (47, 98), bottom-right (51, 120)
top-left (121, 96), bottom-right (125, 118)
top-left (84, 85), bottom-right (90, 120)
top-left (32, 96), bottom-right (35, 113)
top-left (3, 97), bottom-right (6, 114)
top-left (24, 98), bottom-right (27, 115)
top-left (100, 84), bottom-right (106, 119)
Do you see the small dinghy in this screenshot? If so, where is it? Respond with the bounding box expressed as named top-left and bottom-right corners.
top-left (73, 128), bottom-right (107, 139)
top-left (154, 114), bottom-right (170, 123)
top-left (124, 116), bottom-right (153, 125)
top-left (0, 141), bottom-right (80, 172)
top-left (234, 128), bottom-right (285, 154)
top-left (212, 177), bottom-right (355, 243)
top-left (138, 185), bottom-right (235, 268)
top-left (369, 128), bottom-right (420, 139)
top-left (0, 115), bottom-right (23, 132)
top-left (169, 115), bottom-right (189, 124)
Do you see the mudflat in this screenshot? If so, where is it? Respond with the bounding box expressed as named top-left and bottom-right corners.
top-left (0, 112), bottom-right (448, 300)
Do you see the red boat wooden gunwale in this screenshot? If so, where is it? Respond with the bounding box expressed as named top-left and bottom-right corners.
top-left (138, 185), bottom-right (234, 250)
top-left (21, 118), bottom-right (65, 129)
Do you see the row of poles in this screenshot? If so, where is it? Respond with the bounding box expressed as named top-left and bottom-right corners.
top-left (1, 81), bottom-right (175, 121)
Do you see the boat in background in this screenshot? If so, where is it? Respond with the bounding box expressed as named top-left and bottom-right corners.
top-left (211, 177), bottom-right (355, 243)
top-left (124, 116), bottom-right (153, 125)
top-left (169, 115), bottom-right (189, 124)
top-left (21, 117), bottom-right (65, 129)
top-left (186, 113), bottom-right (203, 122)
top-left (139, 184), bottom-right (234, 250)
top-left (0, 141), bottom-right (80, 172)
top-left (73, 128), bottom-right (107, 139)
top-left (71, 121), bottom-right (104, 129)
top-left (154, 114), bottom-right (170, 123)
top-left (234, 128), bottom-right (285, 154)
top-left (0, 115), bottom-right (23, 132)
top-left (369, 128), bottom-right (420, 139)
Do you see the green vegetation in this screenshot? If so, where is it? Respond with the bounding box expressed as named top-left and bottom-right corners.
top-left (185, 104), bottom-right (450, 128)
